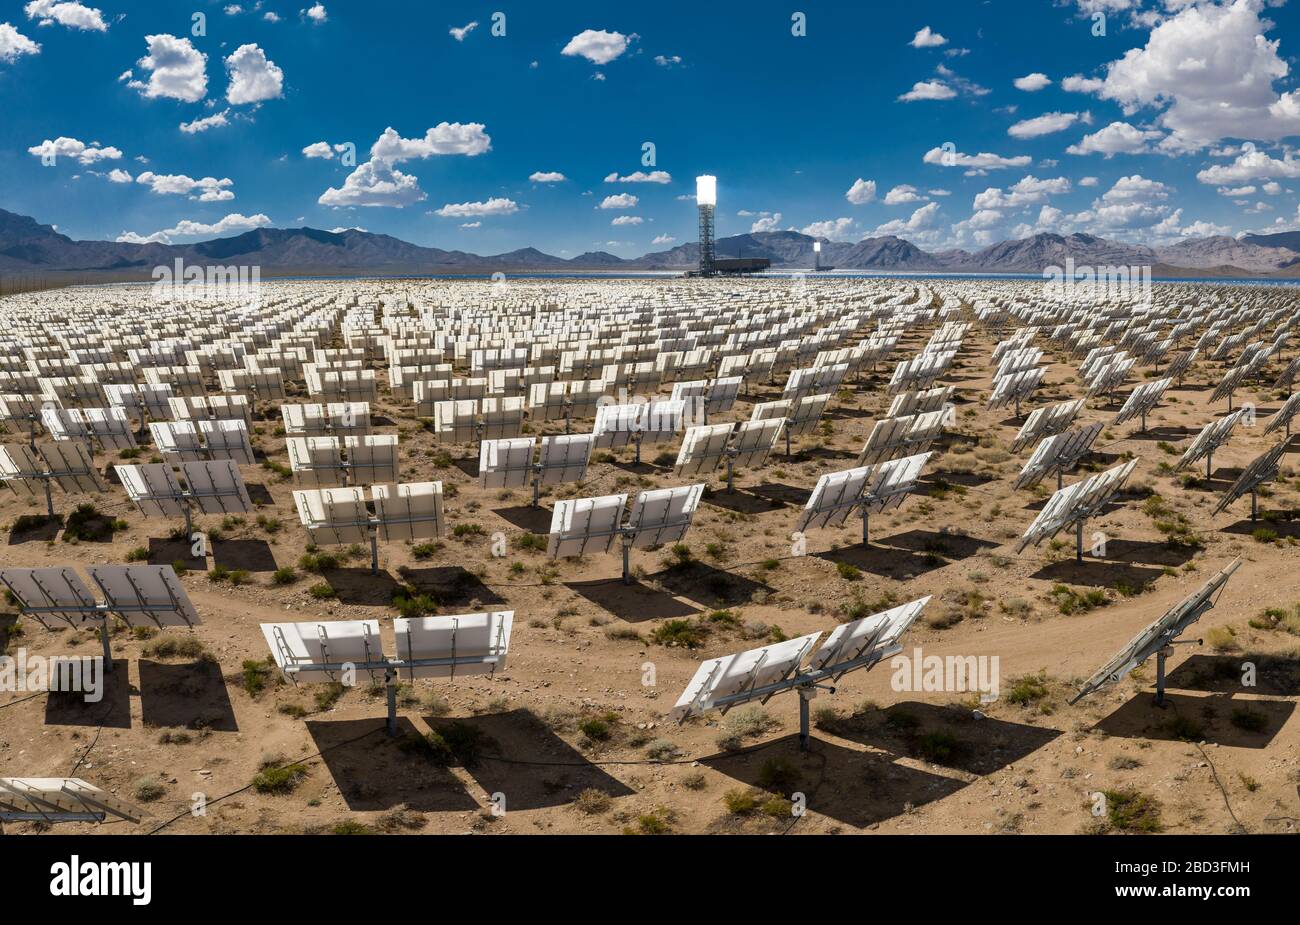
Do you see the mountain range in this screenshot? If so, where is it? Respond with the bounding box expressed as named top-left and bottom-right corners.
top-left (4, 207), bottom-right (1300, 280)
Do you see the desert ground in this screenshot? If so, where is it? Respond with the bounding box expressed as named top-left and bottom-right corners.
top-left (1, 277), bottom-right (1298, 836)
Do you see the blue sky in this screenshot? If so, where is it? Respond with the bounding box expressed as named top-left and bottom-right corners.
top-left (3, 0), bottom-right (1300, 255)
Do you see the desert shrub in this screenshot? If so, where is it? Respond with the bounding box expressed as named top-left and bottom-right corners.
top-left (252, 763), bottom-right (308, 794)
top-left (376, 804), bottom-right (426, 832)
top-left (835, 561), bottom-right (862, 581)
top-left (1051, 584), bottom-right (1109, 615)
top-left (716, 705), bottom-right (777, 749)
top-left (918, 730), bottom-right (958, 763)
top-left (650, 618), bottom-right (708, 648)
top-left (1100, 789), bottom-right (1162, 833)
top-left (241, 657), bottom-right (275, 696)
top-left (330, 820), bottom-right (374, 835)
top-left (514, 532), bottom-right (546, 552)
top-left (1006, 672), bottom-right (1050, 705)
top-left (142, 636), bottom-right (208, 660)
top-left (1205, 625), bottom-right (1238, 652)
top-left (623, 811), bottom-right (670, 835)
top-left (298, 552), bottom-right (339, 573)
top-left (313, 681), bottom-right (346, 711)
top-left (758, 757), bottom-right (800, 793)
top-left (133, 777), bottom-right (165, 802)
top-left (573, 788), bottom-right (612, 815)
top-left (723, 789), bottom-right (757, 814)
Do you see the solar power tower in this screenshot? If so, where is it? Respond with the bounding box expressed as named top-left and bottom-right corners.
top-left (1070, 559), bottom-right (1240, 707)
top-left (671, 597), bottom-right (930, 750)
top-left (696, 175), bottom-right (717, 274)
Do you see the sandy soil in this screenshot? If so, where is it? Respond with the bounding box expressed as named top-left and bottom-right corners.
top-left (1, 278), bottom-right (1298, 836)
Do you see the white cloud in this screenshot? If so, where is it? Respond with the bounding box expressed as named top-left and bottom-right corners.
top-left (1216, 185), bottom-right (1257, 197)
top-left (909, 26), bottom-right (947, 48)
top-left (136, 171), bottom-right (234, 201)
top-left (224, 4), bottom-right (242, 14)
top-left (264, 11), bottom-right (280, 22)
top-left (302, 141), bottom-right (335, 159)
top-left (845, 178), bottom-right (876, 204)
top-left (884, 184), bottom-right (927, 205)
top-left (27, 136), bottom-right (121, 165)
top-left (874, 201), bottom-right (941, 236)
top-left (318, 124), bottom-right (492, 208)
top-left (604, 170), bottom-right (671, 183)
top-left (1019, 204), bottom-right (1065, 236)
top-left (114, 231), bottom-right (167, 244)
top-left (611, 215), bottom-right (643, 226)
top-left (957, 209), bottom-right (1004, 233)
top-left (1065, 0), bottom-right (1300, 152)
top-left (1195, 143), bottom-right (1300, 185)
top-left (0, 23), bottom-right (41, 62)
top-left (116, 212), bottom-right (272, 244)
top-left (370, 123), bottom-right (491, 160)
top-left (23, 1), bottom-right (106, 32)
top-left (1079, 176), bottom-right (1099, 187)
top-left (1008, 111), bottom-right (1090, 139)
top-left (923, 146), bottom-right (1031, 170)
top-left (898, 80), bottom-right (956, 102)
top-left (449, 21), bottom-right (478, 42)
top-left (105, 168), bottom-right (131, 183)
top-left (651, 234), bottom-right (675, 245)
top-left (1263, 181), bottom-right (1283, 195)
top-left (129, 34), bottom-right (207, 102)
top-left (750, 212), bottom-right (782, 233)
top-left (802, 217), bottom-right (856, 241)
top-left (1065, 121), bottom-right (1162, 156)
top-left (302, 3), bottom-right (326, 23)
top-left (1063, 174), bottom-right (1178, 236)
top-left (1181, 218), bottom-right (1231, 237)
top-left (318, 160), bottom-right (422, 207)
top-left (1099, 174), bottom-right (1169, 203)
top-left (654, 54), bottom-right (682, 67)
top-left (1013, 72), bottom-right (1051, 92)
top-left (434, 198), bottom-right (519, 217)
top-left (179, 109), bottom-right (230, 134)
top-left (972, 175), bottom-right (1071, 210)
top-left (1060, 75), bottom-right (1104, 96)
top-left (225, 43), bottom-right (284, 105)
top-left (561, 29), bottom-right (628, 65)
top-left (459, 221), bottom-right (480, 228)
top-left (529, 171), bottom-right (566, 183)
top-left (599, 193), bottom-right (638, 209)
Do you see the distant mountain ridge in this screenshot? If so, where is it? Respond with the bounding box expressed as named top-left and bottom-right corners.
top-left (1, 207), bottom-right (1298, 279)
